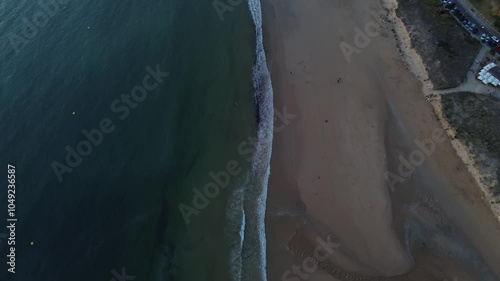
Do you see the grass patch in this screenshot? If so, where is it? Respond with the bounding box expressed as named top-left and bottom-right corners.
top-left (468, 0), bottom-right (500, 26)
top-left (397, 0), bottom-right (481, 89)
top-left (442, 92), bottom-right (500, 196)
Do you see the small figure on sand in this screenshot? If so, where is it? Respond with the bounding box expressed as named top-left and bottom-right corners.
top-left (337, 77), bottom-right (342, 83)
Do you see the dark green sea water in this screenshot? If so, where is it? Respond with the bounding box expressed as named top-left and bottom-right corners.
top-left (0, 0), bottom-right (273, 280)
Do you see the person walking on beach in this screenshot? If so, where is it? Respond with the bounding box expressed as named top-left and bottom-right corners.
top-left (337, 77), bottom-right (342, 83)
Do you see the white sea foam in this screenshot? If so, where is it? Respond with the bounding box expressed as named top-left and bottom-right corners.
top-left (245, 0), bottom-right (274, 280)
top-left (227, 0), bottom-right (274, 280)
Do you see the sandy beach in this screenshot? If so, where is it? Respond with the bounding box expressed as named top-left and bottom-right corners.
top-left (263, 0), bottom-right (500, 280)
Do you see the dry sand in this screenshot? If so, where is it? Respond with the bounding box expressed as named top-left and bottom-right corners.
top-left (262, 0), bottom-right (500, 280)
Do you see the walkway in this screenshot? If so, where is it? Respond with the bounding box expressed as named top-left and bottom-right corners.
top-left (436, 45), bottom-right (500, 97)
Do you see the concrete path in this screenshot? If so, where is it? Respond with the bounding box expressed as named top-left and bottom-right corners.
top-left (435, 45), bottom-right (500, 97)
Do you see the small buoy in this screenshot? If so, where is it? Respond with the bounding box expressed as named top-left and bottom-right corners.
top-left (87, 26), bottom-right (91, 30)
top-left (72, 112), bottom-right (76, 116)
top-left (30, 242), bottom-right (34, 246)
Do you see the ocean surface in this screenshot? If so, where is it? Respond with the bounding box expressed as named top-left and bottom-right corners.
top-left (0, 0), bottom-right (273, 280)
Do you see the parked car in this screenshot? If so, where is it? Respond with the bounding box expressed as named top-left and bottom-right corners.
top-left (443, 0), bottom-right (455, 7)
top-left (492, 36), bottom-right (500, 43)
top-left (446, 3), bottom-right (456, 9)
top-left (481, 33), bottom-right (487, 42)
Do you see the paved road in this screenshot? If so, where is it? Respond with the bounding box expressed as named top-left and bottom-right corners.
top-left (451, 0), bottom-right (500, 39)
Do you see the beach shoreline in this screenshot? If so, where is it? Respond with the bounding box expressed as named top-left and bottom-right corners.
top-left (383, 0), bottom-right (500, 222)
top-left (262, 0), bottom-right (500, 280)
